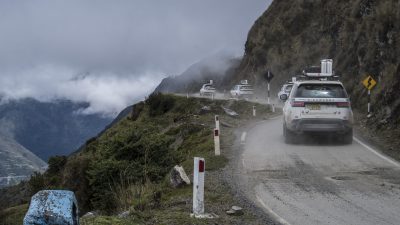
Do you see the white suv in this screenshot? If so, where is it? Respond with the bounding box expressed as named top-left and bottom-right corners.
top-left (199, 84), bottom-right (216, 96)
top-left (278, 83), bottom-right (293, 101)
top-left (230, 84), bottom-right (254, 99)
top-left (281, 80), bottom-right (353, 144)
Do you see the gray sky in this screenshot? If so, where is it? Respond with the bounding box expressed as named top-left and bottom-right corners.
top-left (0, 0), bottom-right (270, 116)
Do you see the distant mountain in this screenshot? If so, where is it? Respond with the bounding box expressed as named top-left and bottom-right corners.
top-left (0, 98), bottom-right (112, 160)
top-left (0, 134), bottom-right (46, 188)
top-left (155, 52), bottom-right (241, 94)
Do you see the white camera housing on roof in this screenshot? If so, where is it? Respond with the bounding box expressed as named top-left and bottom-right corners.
top-left (321, 59), bottom-right (333, 76)
top-left (303, 59), bottom-right (334, 77)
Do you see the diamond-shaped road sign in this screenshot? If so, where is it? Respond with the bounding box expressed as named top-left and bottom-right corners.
top-left (264, 70), bottom-right (274, 82)
top-left (362, 75), bottom-right (377, 90)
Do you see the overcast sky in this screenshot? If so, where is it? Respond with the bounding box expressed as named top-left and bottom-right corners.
top-left (0, 0), bottom-right (270, 116)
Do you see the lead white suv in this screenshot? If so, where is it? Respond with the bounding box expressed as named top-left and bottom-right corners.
top-left (281, 80), bottom-right (353, 144)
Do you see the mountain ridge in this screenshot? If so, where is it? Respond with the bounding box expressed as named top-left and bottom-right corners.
top-left (0, 98), bottom-right (112, 160)
top-left (0, 134), bottom-right (46, 188)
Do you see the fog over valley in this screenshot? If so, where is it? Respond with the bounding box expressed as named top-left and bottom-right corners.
top-left (0, 0), bottom-right (270, 116)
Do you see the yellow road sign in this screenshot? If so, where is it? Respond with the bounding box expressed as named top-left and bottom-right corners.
top-left (362, 76), bottom-right (377, 90)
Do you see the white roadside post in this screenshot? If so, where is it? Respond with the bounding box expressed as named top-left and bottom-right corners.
top-left (215, 115), bottom-right (220, 130)
top-left (272, 104), bottom-right (275, 113)
top-left (214, 129), bottom-right (221, 156)
top-left (187, 92), bottom-right (189, 99)
top-left (252, 106), bottom-right (256, 117)
top-left (193, 157), bottom-right (205, 216)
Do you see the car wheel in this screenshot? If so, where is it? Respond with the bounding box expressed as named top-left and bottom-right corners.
top-left (283, 123), bottom-right (296, 144)
top-left (342, 129), bottom-right (353, 144)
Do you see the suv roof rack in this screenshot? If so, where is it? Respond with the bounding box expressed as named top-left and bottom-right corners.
top-left (297, 59), bottom-right (341, 81)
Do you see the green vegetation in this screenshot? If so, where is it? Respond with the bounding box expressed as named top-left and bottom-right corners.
top-left (0, 204), bottom-right (28, 225)
top-left (1, 94), bottom-right (273, 224)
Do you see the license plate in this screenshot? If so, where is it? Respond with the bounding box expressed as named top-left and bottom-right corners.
top-left (307, 104), bottom-right (321, 110)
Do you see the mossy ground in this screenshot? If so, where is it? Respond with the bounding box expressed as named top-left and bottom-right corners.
top-left (0, 204), bottom-right (28, 225)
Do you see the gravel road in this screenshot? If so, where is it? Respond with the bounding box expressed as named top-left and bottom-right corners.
top-left (236, 116), bottom-right (400, 225)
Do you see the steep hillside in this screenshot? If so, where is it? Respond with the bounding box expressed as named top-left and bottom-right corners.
top-left (1, 94), bottom-right (274, 225)
top-left (228, 0), bottom-right (400, 154)
top-left (155, 52), bottom-right (241, 94)
top-left (0, 134), bottom-right (46, 188)
top-left (0, 98), bottom-right (112, 160)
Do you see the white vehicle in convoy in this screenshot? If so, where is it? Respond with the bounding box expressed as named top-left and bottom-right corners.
top-left (230, 80), bottom-right (254, 99)
top-left (199, 81), bottom-right (216, 97)
top-left (281, 59), bottom-right (353, 144)
top-left (278, 82), bottom-right (293, 101)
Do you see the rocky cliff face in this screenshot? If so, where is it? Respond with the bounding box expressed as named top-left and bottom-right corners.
top-left (233, 0), bottom-right (400, 125)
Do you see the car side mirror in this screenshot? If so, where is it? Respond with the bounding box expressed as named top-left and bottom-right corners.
top-left (280, 94), bottom-right (288, 101)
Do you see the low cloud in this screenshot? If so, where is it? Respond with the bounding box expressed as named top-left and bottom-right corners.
top-left (0, 0), bottom-right (270, 116)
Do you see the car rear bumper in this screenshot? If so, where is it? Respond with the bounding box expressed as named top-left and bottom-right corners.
top-left (238, 93), bottom-right (254, 97)
top-left (288, 118), bottom-right (352, 133)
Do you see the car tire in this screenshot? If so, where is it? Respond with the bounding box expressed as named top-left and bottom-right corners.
top-left (283, 124), bottom-right (296, 144)
top-left (342, 129), bottom-right (353, 144)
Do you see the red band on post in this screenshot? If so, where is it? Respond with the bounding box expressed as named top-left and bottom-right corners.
top-left (199, 160), bottom-right (205, 172)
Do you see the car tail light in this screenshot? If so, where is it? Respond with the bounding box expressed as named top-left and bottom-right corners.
top-left (291, 101), bottom-right (305, 107)
top-left (336, 102), bottom-right (350, 108)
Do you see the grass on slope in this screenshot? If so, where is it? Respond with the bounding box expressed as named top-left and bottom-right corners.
top-left (1, 94), bottom-right (273, 225)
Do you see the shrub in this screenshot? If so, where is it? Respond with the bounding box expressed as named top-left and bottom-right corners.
top-left (146, 93), bottom-right (175, 117)
top-left (28, 172), bottom-right (48, 196)
top-left (47, 155), bottom-right (67, 175)
top-left (130, 102), bottom-right (144, 121)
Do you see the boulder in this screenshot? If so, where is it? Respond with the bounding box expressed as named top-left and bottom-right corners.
top-left (221, 106), bottom-right (239, 117)
top-left (81, 211), bottom-right (97, 219)
top-left (226, 206), bottom-right (243, 216)
top-left (170, 165), bottom-right (190, 188)
top-left (118, 211), bottom-right (130, 218)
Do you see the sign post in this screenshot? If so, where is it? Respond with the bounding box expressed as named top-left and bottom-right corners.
top-left (264, 70), bottom-right (274, 104)
top-left (193, 157), bottom-right (205, 216)
top-left (362, 75), bottom-right (377, 115)
top-left (267, 80), bottom-right (270, 104)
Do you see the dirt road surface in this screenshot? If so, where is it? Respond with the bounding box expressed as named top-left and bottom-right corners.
top-left (238, 116), bottom-right (400, 225)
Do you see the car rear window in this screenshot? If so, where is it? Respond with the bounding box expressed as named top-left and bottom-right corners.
top-left (295, 84), bottom-right (347, 98)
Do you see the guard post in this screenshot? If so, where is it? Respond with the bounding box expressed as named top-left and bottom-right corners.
top-left (214, 128), bottom-right (220, 156)
top-left (215, 115), bottom-right (220, 130)
top-left (193, 157), bottom-right (205, 216)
